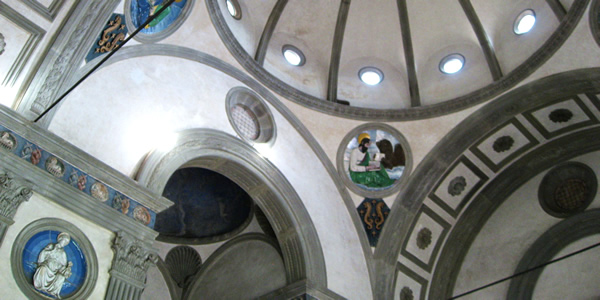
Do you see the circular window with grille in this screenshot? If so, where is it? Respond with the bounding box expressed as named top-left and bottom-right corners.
top-left (231, 104), bottom-right (260, 140)
top-left (226, 87), bottom-right (275, 145)
top-left (538, 162), bottom-right (597, 218)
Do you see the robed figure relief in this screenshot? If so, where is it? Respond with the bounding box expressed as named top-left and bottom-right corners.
top-left (346, 131), bottom-right (406, 190)
top-left (33, 232), bottom-right (73, 298)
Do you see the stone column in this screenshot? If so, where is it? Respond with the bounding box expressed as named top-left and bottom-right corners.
top-left (105, 231), bottom-right (158, 300)
top-left (0, 173), bottom-right (32, 246)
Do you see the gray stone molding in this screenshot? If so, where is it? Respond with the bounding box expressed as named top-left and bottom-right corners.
top-left (0, 2), bottom-right (46, 87)
top-left (336, 123), bottom-right (412, 198)
top-left (0, 172), bottom-right (32, 245)
top-left (16, 0), bottom-right (121, 121)
top-left (124, 0), bottom-right (196, 44)
top-left (591, 0), bottom-right (600, 47)
top-left (258, 278), bottom-right (346, 300)
top-left (0, 32), bottom-right (5, 55)
top-left (506, 209), bottom-right (600, 299)
top-left (22, 0), bottom-right (65, 21)
top-left (184, 233), bottom-right (286, 299)
top-left (10, 218), bottom-right (98, 300)
top-left (205, 0), bottom-right (589, 121)
top-left (136, 128), bottom-right (328, 287)
top-left (430, 131), bottom-right (600, 298)
top-left (372, 68), bottom-right (600, 299)
top-left (395, 262), bottom-right (428, 300)
top-left (106, 231), bottom-right (158, 299)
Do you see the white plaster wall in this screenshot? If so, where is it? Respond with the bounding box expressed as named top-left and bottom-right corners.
top-left (453, 151), bottom-right (600, 299)
top-left (532, 234), bottom-right (600, 299)
top-left (0, 193), bottom-right (114, 300)
top-left (260, 97), bottom-right (371, 299)
top-left (47, 55), bottom-right (371, 298)
top-left (48, 55), bottom-right (241, 176)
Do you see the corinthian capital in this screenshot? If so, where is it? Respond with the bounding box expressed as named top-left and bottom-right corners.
top-left (110, 231), bottom-right (158, 286)
top-left (0, 173), bottom-right (32, 220)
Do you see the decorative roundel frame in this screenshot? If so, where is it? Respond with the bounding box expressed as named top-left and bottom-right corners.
top-left (590, 0), bottom-right (600, 47)
top-left (124, 0), bottom-right (195, 43)
top-left (336, 123), bottom-right (412, 198)
top-left (538, 162), bottom-right (597, 218)
top-left (225, 86), bottom-right (276, 146)
top-left (11, 218), bottom-right (98, 300)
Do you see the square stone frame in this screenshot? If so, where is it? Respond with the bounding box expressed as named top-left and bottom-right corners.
top-left (0, 2), bottom-right (45, 86)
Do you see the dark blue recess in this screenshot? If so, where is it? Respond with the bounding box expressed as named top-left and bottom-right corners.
top-left (156, 168), bottom-right (253, 241)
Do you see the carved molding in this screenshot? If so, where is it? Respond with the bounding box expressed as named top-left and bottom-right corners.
top-left (0, 33), bottom-right (5, 55)
top-left (109, 231), bottom-right (158, 287)
top-left (31, 1), bottom-right (103, 114)
top-left (0, 172), bottom-right (32, 221)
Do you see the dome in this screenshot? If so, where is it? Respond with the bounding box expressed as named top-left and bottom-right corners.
top-left (209, 0), bottom-right (576, 120)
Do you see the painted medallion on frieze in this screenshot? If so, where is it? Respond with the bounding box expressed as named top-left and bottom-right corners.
top-left (22, 231), bottom-right (87, 299)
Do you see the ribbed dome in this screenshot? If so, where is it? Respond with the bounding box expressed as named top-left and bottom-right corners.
top-left (208, 0), bottom-right (585, 120)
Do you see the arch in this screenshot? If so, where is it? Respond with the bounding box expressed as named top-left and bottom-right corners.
top-left (374, 68), bottom-right (600, 298)
top-left (136, 128), bottom-right (327, 286)
top-left (507, 209), bottom-right (600, 299)
top-left (429, 127), bottom-right (600, 299)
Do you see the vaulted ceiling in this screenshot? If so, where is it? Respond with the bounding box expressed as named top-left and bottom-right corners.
top-left (211, 0), bottom-right (579, 119)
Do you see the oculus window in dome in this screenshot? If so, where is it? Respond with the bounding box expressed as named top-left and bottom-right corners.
top-left (359, 67), bottom-right (384, 85)
top-left (156, 168), bottom-right (254, 244)
top-left (282, 44), bottom-right (306, 66)
top-left (226, 87), bottom-right (276, 145)
top-left (439, 54), bottom-right (465, 74)
top-left (226, 0), bottom-right (241, 20)
top-left (125, 0), bottom-right (194, 43)
top-left (514, 9), bottom-right (536, 35)
top-left (337, 124), bottom-right (412, 198)
top-left (11, 219), bottom-right (98, 300)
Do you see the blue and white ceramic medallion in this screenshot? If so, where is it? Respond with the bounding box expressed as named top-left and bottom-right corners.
top-left (129, 0), bottom-right (188, 35)
top-left (22, 230), bottom-right (87, 299)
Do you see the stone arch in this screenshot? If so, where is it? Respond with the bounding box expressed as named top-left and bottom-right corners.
top-left (374, 67), bottom-right (600, 298)
top-left (507, 209), bottom-right (600, 299)
top-left (135, 128), bottom-right (327, 286)
top-left (429, 127), bottom-right (600, 299)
